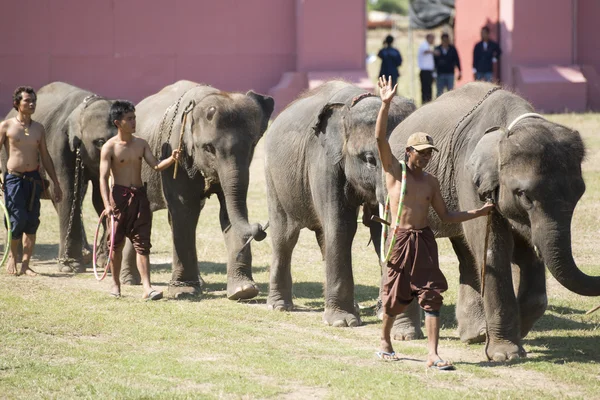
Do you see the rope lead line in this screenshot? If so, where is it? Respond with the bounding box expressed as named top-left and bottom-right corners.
top-left (380, 160), bottom-right (407, 264)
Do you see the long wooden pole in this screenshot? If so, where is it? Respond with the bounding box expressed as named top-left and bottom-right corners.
top-left (173, 100), bottom-right (195, 179)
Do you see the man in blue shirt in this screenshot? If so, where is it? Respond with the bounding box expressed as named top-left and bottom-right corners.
top-left (434, 33), bottom-right (461, 97)
top-left (473, 26), bottom-right (501, 82)
top-left (378, 35), bottom-right (403, 90)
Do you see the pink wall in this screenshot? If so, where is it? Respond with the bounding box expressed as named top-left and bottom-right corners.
top-left (577, 0), bottom-right (600, 69)
top-left (454, 0), bottom-right (499, 86)
top-left (501, 0), bottom-right (573, 87)
top-left (0, 0), bottom-right (366, 114)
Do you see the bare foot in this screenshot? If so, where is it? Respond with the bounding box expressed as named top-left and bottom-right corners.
top-left (427, 356), bottom-right (455, 370)
top-left (6, 257), bottom-right (17, 275)
top-left (110, 285), bottom-right (121, 298)
top-left (377, 339), bottom-right (400, 361)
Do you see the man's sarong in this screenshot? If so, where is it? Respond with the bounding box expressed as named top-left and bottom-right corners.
top-left (3, 170), bottom-right (43, 240)
top-left (110, 185), bottom-right (152, 255)
top-left (382, 227), bottom-right (448, 316)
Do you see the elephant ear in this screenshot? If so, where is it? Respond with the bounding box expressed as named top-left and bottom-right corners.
top-left (246, 90), bottom-right (274, 135)
top-left (466, 126), bottom-right (505, 201)
top-left (312, 103), bottom-right (346, 165)
top-left (65, 106), bottom-right (83, 152)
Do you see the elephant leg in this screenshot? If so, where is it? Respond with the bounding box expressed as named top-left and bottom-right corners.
top-left (453, 236), bottom-right (487, 344)
top-left (120, 239), bottom-right (140, 285)
top-left (512, 234), bottom-right (547, 338)
top-left (85, 178), bottom-right (106, 266)
top-left (216, 192), bottom-right (259, 300)
top-left (168, 199), bottom-right (203, 299)
top-left (322, 208), bottom-right (361, 328)
top-left (391, 301), bottom-right (424, 340)
top-left (55, 168), bottom-right (85, 273)
top-left (463, 213), bottom-right (524, 361)
top-left (266, 207), bottom-right (301, 311)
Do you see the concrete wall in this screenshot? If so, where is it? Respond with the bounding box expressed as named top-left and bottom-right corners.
top-left (0, 0), bottom-right (367, 114)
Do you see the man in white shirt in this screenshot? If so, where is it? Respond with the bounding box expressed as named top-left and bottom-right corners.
top-left (418, 34), bottom-right (435, 104)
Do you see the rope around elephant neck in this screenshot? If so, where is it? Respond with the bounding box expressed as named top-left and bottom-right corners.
top-left (380, 160), bottom-right (407, 264)
top-left (444, 86), bottom-right (501, 201)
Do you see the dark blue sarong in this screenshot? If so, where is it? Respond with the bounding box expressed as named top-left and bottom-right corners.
top-left (3, 170), bottom-right (43, 240)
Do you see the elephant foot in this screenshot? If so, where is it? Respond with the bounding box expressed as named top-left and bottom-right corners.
top-left (323, 307), bottom-right (361, 328)
top-left (168, 280), bottom-right (203, 299)
top-left (267, 298), bottom-right (294, 312)
top-left (484, 340), bottom-right (527, 362)
top-left (57, 260), bottom-right (86, 273)
top-left (392, 325), bottom-right (424, 341)
top-left (227, 277), bottom-right (259, 300)
top-left (458, 322), bottom-right (488, 344)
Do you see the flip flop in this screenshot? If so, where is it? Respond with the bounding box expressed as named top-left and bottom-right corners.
top-left (376, 351), bottom-right (400, 361)
top-left (110, 292), bottom-right (121, 298)
top-left (145, 290), bottom-right (163, 301)
top-left (429, 359), bottom-right (456, 371)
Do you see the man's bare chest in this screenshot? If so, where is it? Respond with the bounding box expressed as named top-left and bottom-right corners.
top-left (7, 126), bottom-right (41, 148)
top-left (112, 144), bottom-right (144, 167)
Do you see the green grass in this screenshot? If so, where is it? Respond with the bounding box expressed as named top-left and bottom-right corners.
top-left (1, 37), bottom-right (600, 400)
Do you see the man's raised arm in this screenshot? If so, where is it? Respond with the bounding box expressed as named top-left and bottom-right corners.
top-left (375, 76), bottom-right (399, 174)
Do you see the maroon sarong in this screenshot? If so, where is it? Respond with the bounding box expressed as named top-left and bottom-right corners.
top-left (382, 227), bottom-right (448, 316)
top-left (109, 185), bottom-right (152, 255)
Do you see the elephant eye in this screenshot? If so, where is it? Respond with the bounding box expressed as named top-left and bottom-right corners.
top-left (93, 139), bottom-right (106, 148)
top-left (364, 152), bottom-right (377, 168)
top-left (516, 190), bottom-right (533, 209)
top-left (202, 143), bottom-right (216, 154)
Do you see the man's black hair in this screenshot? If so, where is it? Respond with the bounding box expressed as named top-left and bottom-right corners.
top-left (441, 33), bottom-right (449, 40)
top-left (109, 100), bottom-right (135, 127)
top-left (481, 26), bottom-right (490, 33)
top-left (13, 86), bottom-right (36, 111)
top-left (384, 35), bottom-right (394, 46)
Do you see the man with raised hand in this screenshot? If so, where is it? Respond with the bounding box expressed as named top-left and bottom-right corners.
top-left (374, 76), bottom-right (493, 369)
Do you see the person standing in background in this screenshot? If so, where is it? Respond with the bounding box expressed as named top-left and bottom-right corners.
top-left (418, 33), bottom-right (435, 104)
top-left (473, 26), bottom-right (501, 82)
top-left (378, 35), bottom-right (403, 91)
top-left (434, 33), bottom-right (462, 97)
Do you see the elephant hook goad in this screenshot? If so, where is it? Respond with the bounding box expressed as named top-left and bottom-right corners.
top-left (3, 82), bottom-right (116, 272)
top-left (118, 81), bottom-right (273, 299)
top-left (265, 81), bottom-right (415, 327)
top-left (384, 82), bottom-right (594, 361)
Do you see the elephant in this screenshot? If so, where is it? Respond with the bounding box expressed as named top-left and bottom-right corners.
top-left (383, 82), bottom-right (595, 361)
top-left (118, 80), bottom-right (273, 299)
top-left (3, 82), bottom-right (116, 272)
top-left (264, 81), bottom-right (415, 327)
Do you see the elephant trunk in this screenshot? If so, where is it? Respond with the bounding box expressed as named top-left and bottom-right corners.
top-left (533, 213), bottom-right (600, 296)
top-left (218, 161), bottom-right (266, 242)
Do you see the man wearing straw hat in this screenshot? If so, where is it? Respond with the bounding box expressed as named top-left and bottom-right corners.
top-left (99, 100), bottom-right (179, 300)
top-left (374, 76), bottom-right (494, 369)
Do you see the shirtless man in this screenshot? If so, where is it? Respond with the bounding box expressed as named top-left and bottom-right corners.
top-left (375, 76), bottom-right (494, 368)
top-left (99, 100), bottom-right (179, 300)
top-left (0, 86), bottom-right (63, 276)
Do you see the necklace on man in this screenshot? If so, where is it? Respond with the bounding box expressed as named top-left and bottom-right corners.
top-left (15, 116), bottom-right (30, 136)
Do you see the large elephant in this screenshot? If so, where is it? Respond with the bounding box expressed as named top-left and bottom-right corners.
top-left (118, 80), bottom-right (273, 299)
top-left (384, 82), bottom-right (595, 361)
top-left (3, 82), bottom-right (115, 272)
top-left (264, 81), bottom-right (415, 327)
